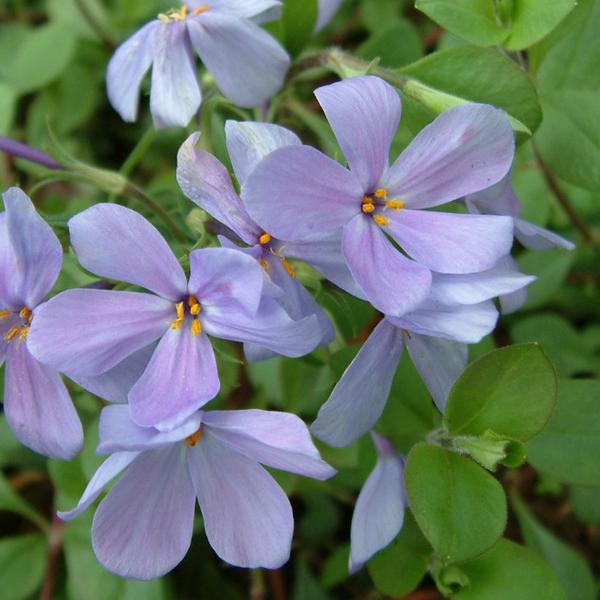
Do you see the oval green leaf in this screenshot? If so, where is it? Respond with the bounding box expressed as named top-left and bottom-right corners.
top-left (445, 343), bottom-right (557, 442)
top-left (404, 444), bottom-right (507, 563)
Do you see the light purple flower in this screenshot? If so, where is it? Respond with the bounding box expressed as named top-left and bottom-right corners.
top-left (107, 1), bottom-right (289, 128)
top-left (315, 0), bottom-right (343, 32)
top-left (0, 187), bottom-right (82, 459)
top-left (28, 203), bottom-right (322, 430)
top-left (311, 264), bottom-right (535, 447)
top-left (243, 76), bottom-right (516, 317)
top-left (177, 120), bottom-right (362, 356)
top-left (59, 404), bottom-right (335, 579)
top-left (349, 433), bottom-right (406, 573)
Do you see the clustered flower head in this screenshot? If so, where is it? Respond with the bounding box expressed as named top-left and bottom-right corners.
top-left (0, 6), bottom-right (575, 581)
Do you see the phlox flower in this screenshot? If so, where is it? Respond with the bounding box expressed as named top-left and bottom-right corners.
top-left (349, 433), bottom-right (406, 573)
top-left (177, 120), bottom-right (364, 359)
top-left (311, 263), bottom-right (535, 448)
top-left (59, 404), bottom-right (336, 579)
top-left (28, 204), bottom-right (322, 430)
top-left (107, 0), bottom-right (290, 128)
top-left (243, 75), bottom-right (516, 318)
top-left (0, 188), bottom-right (82, 459)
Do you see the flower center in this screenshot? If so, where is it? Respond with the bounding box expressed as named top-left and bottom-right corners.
top-left (171, 295), bottom-right (202, 336)
top-left (360, 187), bottom-right (405, 228)
top-left (258, 232), bottom-right (271, 245)
top-left (185, 428), bottom-right (203, 446)
top-left (158, 4), bottom-right (209, 23)
top-left (2, 307), bottom-right (32, 343)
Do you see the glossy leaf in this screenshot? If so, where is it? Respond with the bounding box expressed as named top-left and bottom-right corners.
top-left (282, 0), bottom-right (318, 57)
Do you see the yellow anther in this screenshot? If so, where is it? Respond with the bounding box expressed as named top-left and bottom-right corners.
top-left (185, 429), bottom-right (203, 446)
top-left (374, 188), bottom-right (388, 199)
top-left (190, 303), bottom-right (201, 316)
top-left (260, 259), bottom-right (269, 271)
top-left (188, 295), bottom-right (199, 308)
top-left (281, 258), bottom-right (296, 278)
top-left (18, 327), bottom-right (29, 342)
top-left (191, 319), bottom-right (202, 336)
top-left (362, 202), bottom-right (375, 214)
top-left (4, 326), bottom-right (20, 342)
top-left (0, 309), bottom-right (11, 320)
top-left (373, 214), bottom-right (389, 227)
top-left (192, 4), bottom-right (209, 15)
top-left (181, 4), bottom-right (188, 17)
top-left (175, 302), bottom-right (185, 321)
top-left (385, 200), bottom-right (405, 210)
top-left (259, 232), bottom-right (271, 245)
top-left (19, 307), bottom-right (31, 321)
top-left (170, 320), bottom-right (182, 330)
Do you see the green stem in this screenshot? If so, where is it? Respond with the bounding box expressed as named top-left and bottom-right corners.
top-left (120, 128), bottom-right (156, 178)
top-left (73, 0), bottom-right (115, 49)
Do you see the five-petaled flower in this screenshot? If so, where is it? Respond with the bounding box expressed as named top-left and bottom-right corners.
top-left (28, 204), bottom-right (322, 430)
top-left (0, 188), bottom-right (83, 459)
top-left (243, 75), bottom-right (517, 318)
top-left (107, 0), bottom-right (290, 128)
top-left (59, 404), bottom-right (335, 579)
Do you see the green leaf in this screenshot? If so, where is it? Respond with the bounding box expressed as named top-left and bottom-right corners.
top-left (292, 557), bottom-right (331, 600)
top-left (504, 0), bottom-right (576, 49)
top-left (511, 315), bottom-right (596, 377)
top-left (357, 21), bottom-right (423, 68)
top-left (0, 82), bottom-right (17, 135)
top-left (415, 0), bottom-right (506, 46)
top-left (368, 512), bottom-right (431, 597)
top-left (0, 471), bottom-right (48, 531)
top-left (404, 444), bottom-right (507, 563)
top-left (444, 344), bottom-right (557, 442)
top-left (569, 485), bottom-right (600, 524)
top-left (4, 23), bottom-right (77, 94)
top-left (528, 379), bottom-right (600, 485)
top-left (517, 248), bottom-right (576, 310)
top-left (452, 539), bottom-right (566, 599)
top-left (512, 494), bottom-right (596, 600)
top-left (0, 534), bottom-right (47, 600)
top-left (400, 46), bottom-right (542, 135)
top-left (282, 0), bottom-right (318, 58)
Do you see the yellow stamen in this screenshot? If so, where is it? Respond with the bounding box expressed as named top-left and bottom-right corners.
top-left (188, 295), bottom-right (199, 308)
top-left (0, 309), bottom-right (11, 320)
top-left (185, 429), bottom-right (202, 446)
top-left (259, 232), bottom-right (271, 245)
top-left (385, 200), bottom-right (405, 210)
top-left (192, 5), bottom-right (209, 16)
top-left (19, 307), bottom-right (31, 321)
top-left (260, 259), bottom-right (269, 271)
top-left (191, 319), bottom-right (202, 336)
top-left (361, 202), bottom-right (375, 214)
top-left (170, 320), bottom-right (182, 330)
top-left (373, 214), bottom-right (389, 227)
top-left (4, 326), bottom-right (20, 342)
top-left (176, 302), bottom-right (185, 320)
top-left (281, 257), bottom-right (296, 278)
top-left (190, 303), bottom-right (201, 316)
top-left (18, 327), bottom-right (29, 342)
top-left (374, 188), bottom-right (388, 199)
top-left (181, 4), bottom-right (188, 17)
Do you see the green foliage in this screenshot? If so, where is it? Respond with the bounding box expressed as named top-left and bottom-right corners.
top-left (0, 534), bottom-right (47, 600)
top-left (282, 0), bottom-right (319, 57)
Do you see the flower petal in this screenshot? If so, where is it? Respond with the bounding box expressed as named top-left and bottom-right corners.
top-left (150, 21), bottom-right (201, 128)
top-left (69, 203), bottom-right (187, 300)
top-left (67, 345), bottom-right (155, 403)
top-left (311, 319), bottom-right (404, 447)
top-left (58, 451), bottom-right (139, 521)
top-left (386, 209), bottom-right (514, 274)
top-left (514, 219), bottom-right (575, 250)
top-left (187, 12), bottom-right (289, 108)
top-left (243, 145), bottom-right (362, 240)
top-left (129, 327), bottom-right (219, 429)
top-left (465, 170), bottom-right (521, 217)
top-left (4, 342), bottom-right (82, 459)
top-left (106, 21), bottom-right (159, 122)
top-left (429, 261), bottom-right (535, 306)
top-left (2, 187), bottom-right (62, 308)
top-left (390, 300), bottom-right (498, 344)
top-left (349, 433), bottom-right (406, 573)
top-left (92, 445), bottom-right (195, 579)
top-left (406, 334), bottom-right (468, 412)
top-left (203, 295), bottom-right (322, 357)
top-left (188, 247), bottom-right (264, 318)
top-left (203, 409), bottom-right (335, 479)
top-left (342, 215), bottom-right (432, 317)
top-left (98, 404), bottom-right (203, 453)
top-left (188, 0), bottom-right (281, 21)
top-left (225, 120), bottom-right (301, 186)
top-left (189, 430), bottom-right (293, 568)
top-left (315, 0), bottom-right (343, 31)
top-left (177, 133), bottom-right (259, 244)
top-left (27, 289), bottom-right (172, 377)
top-left (384, 104), bottom-right (514, 209)
top-left (315, 76), bottom-right (400, 191)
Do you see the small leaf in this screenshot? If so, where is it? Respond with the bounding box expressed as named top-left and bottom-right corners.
top-left (404, 444), bottom-right (507, 563)
top-left (0, 534), bottom-right (47, 600)
top-left (445, 344), bottom-right (557, 442)
top-left (0, 471), bottom-right (48, 531)
top-left (282, 0), bottom-right (318, 58)
top-left (569, 485), bottom-right (600, 525)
